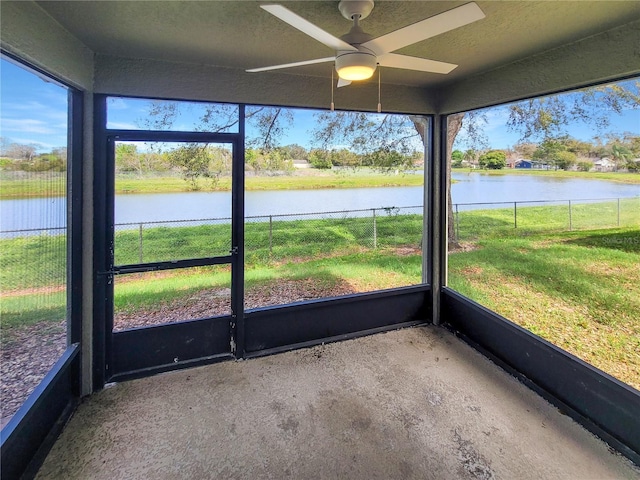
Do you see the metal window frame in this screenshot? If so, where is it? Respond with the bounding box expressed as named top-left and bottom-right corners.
top-left (438, 77), bottom-right (640, 463)
top-left (442, 288), bottom-right (640, 465)
top-left (92, 97), bottom-right (434, 383)
top-left (0, 52), bottom-right (83, 480)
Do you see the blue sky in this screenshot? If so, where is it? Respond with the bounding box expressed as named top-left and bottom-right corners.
top-left (0, 59), bottom-right (68, 151)
top-left (1, 57), bottom-right (638, 153)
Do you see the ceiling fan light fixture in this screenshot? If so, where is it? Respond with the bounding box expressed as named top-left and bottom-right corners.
top-left (335, 51), bottom-right (377, 81)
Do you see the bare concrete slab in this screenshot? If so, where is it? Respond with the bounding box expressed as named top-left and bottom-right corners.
top-left (36, 326), bottom-right (639, 479)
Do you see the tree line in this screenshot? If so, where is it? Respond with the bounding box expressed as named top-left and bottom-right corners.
top-left (0, 139), bottom-right (67, 173)
top-left (452, 133), bottom-right (640, 171)
top-left (113, 142), bottom-right (421, 190)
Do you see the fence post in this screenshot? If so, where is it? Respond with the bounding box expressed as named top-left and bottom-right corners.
top-left (514, 202), bottom-right (517, 229)
top-left (569, 200), bottom-right (572, 231)
top-left (138, 223), bottom-right (143, 263)
top-left (269, 215), bottom-right (273, 255)
top-left (617, 198), bottom-right (620, 227)
top-left (372, 209), bottom-right (377, 249)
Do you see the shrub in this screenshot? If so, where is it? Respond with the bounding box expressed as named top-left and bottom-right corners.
top-left (478, 150), bottom-right (506, 169)
top-left (577, 161), bottom-right (592, 172)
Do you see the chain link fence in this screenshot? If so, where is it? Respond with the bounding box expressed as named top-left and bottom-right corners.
top-left (113, 218), bottom-right (232, 265)
top-left (245, 206), bottom-right (424, 263)
top-left (453, 196), bottom-right (640, 241)
top-left (4, 197), bottom-right (638, 267)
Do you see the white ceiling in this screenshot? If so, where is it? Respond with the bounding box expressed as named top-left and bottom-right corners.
top-left (36, 1), bottom-right (640, 88)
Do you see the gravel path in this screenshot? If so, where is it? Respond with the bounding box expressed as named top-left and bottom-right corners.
top-left (1, 280), bottom-right (357, 425)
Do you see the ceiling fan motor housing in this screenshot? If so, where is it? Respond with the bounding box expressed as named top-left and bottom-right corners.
top-left (335, 48), bottom-right (377, 80)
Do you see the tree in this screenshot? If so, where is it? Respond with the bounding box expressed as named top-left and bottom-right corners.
top-left (532, 139), bottom-right (578, 170)
top-left (308, 149), bottom-right (333, 169)
top-left (245, 148), bottom-right (293, 175)
top-left (507, 80), bottom-right (640, 141)
top-left (26, 153), bottom-right (66, 172)
top-left (330, 148), bottom-right (360, 167)
top-left (277, 144), bottom-right (307, 161)
top-left (167, 144), bottom-right (231, 190)
top-left (609, 144), bottom-right (632, 171)
top-left (463, 149), bottom-right (478, 165)
top-left (138, 101), bottom-right (294, 182)
top-left (478, 150), bottom-right (507, 169)
top-left (4, 142), bottom-right (38, 162)
top-left (626, 134), bottom-right (640, 157)
top-left (115, 143), bottom-right (141, 174)
top-left (577, 161), bottom-right (592, 172)
top-left (311, 111), bottom-right (424, 173)
top-left (451, 150), bottom-right (464, 168)
top-left (513, 142), bottom-right (537, 159)
top-left (144, 79), bottom-right (639, 244)
top-left (561, 137), bottom-right (593, 158)
top-left (626, 160), bottom-right (640, 173)
top-left (553, 150), bottom-right (577, 170)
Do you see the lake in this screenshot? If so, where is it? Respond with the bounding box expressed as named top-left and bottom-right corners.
top-left (2, 173), bottom-right (639, 232)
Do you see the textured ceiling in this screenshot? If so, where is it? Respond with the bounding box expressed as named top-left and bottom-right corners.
top-left (36, 1), bottom-right (640, 88)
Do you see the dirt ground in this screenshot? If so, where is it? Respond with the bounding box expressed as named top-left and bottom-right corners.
top-left (1, 280), bottom-right (358, 425)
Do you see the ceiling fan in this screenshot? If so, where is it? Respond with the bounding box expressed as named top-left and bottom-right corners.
top-left (247, 1), bottom-right (485, 87)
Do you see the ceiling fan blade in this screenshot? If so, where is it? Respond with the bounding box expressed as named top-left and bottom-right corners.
top-left (247, 56), bottom-right (336, 73)
top-left (378, 53), bottom-right (457, 75)
top-left (261, 4), bottom-right (357, 52)
top-left (362, 2), bottom-right (485, 55)
top-left (337, 78), bottom-right (352, 88)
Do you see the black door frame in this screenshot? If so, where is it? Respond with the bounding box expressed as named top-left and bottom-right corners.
top-left (93, 99), bottom-right (245, 385)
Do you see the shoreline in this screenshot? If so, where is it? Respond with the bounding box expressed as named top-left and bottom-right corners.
top-left (1, 169), bottom-right (638, 199)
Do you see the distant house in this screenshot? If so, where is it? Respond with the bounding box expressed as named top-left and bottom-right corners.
top-left (593, 157), bottom-right (615, 172)
top-left (514, 159), bottom-right (532, 169)
top-left (531, 160), bottom-right (552, 170)
top-left (292, 159), bottom-right (311, 169)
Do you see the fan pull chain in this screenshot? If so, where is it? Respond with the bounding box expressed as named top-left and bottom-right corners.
top-left (331, 68), bottom-right (335, 111)
top-left (377, 66), bottom-right (381, 113)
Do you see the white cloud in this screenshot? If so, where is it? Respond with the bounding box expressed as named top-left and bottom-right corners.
top-left (3, 101), bottom-right (66, 119)
top-left (9, 137), bottom-right (63, 151)
top-left (0, 118), bottom-right (62, 135)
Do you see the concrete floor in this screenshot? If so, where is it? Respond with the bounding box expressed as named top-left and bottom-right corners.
top-left (36, 326), bottom-right (639, 479)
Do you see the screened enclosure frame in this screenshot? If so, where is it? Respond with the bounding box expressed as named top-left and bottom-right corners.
top-left (1, 11), bottom-right (638, 475)
top-left (435, 88), bottom-right (640, 463)
top-left (91, 94), bottom-right (434, 385)
top-left (0, 51), bottom-right (84, 480)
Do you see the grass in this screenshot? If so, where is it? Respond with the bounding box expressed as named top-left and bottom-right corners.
top-left (2, 200), bottom-right (638, 387)
top-left (454, 197), bottom-right (640, 240)
top-left (0, 170), bottom-right (424, 198)
top-left (448, 228), bottom-right (640, 389)
top-left (452, 167), bottom-right (640, 184)
top-left (3, 167), bottom-right (638, 199)
top-left (1, 212), bottom-right (423, 326)
top-left (114, 266), bottom-right (232, 314)
top-left (0, 174), bottom-right (67, 200)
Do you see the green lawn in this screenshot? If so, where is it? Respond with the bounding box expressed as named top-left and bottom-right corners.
top-left (0, 170), bottom-right (424, 198)
top-left (448, 227), bottom-right (640, 389)
top-left (452, 167), bottom-right (640, 184)
top-left (2, 201), bottom-right (638, 388)
top-left (5, 166), bottom-right (640, 198)
top-left (454, 197), bottom-right (640, 240)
